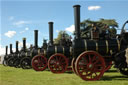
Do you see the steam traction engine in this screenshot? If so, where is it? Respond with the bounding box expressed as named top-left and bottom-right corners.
top-left (6, 44), bottom-right (14, 66)
top-left (47, 22), bottom-right (72, 73)
top-left (71, 5), bottom-right (128, 81)
top-left (3, 46), bottom-right (8, 66)
top-left (20, 30), bottom-right (40, 69)
top-left (11, 41), bottom-right (20, 68)
top-left (31, 22), bottom-right (72, 72)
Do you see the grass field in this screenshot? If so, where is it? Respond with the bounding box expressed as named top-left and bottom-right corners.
top-left (0, 65), bottom-right (128, 85)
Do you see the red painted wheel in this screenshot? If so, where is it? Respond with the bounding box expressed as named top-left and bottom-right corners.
top-left (71, 58), bottom-right (78, 75)
top-left (48, 53), bottom-right (68, 73)
top-left (104, 57), bottom-right (112, 71)
top-left (105, 61), bottom-right (112, 71)
top-left (32, 55), bottom-right (47, 71)
top-left (75, 51), bottom-right (105, 81)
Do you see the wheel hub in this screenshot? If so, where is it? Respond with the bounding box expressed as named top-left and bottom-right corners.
top-left (56, 62), bottom-right (60, 65)
top-left (87, 63), bottom-right (94, 70)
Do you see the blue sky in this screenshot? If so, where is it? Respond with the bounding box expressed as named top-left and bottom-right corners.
top-left (0, 0), bottom-right (128, 54)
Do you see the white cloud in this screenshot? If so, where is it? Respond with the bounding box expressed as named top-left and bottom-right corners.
top-left (20, 27), bottom-right (29, 34)
top-left (9, 16), bottom-right (14, 21)
top-left (25, 27), bottom-right (29, 31)
top-left (13, 20), bottom-right (30, 27)
top-left (0, 45), bottom-right (16, 55)
top-left (0, 45), bottom-right (5, 55)
top-left (4, 31), bottom-right (16, 38)
top-left (88, 6), bottom-right (101, 11)
top-left (65, 25), bottom-right (75, 33)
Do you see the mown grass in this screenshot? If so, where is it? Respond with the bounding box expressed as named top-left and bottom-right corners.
top-left (0, 65), bottom-right (128, 85)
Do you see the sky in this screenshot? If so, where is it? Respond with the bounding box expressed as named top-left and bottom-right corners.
top-left (0, 0), bottom-right (128, 55)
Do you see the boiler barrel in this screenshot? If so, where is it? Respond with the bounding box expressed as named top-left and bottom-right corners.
top-left (73, 39), bottom-right (120, 57)
top-left (47, 46), bottom-right (71, 58)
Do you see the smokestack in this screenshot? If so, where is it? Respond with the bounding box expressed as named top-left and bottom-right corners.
top-left (5, 46), bottom-right (8, 55)
top-left (10, 44), bottom-right (13, 54)
top-left (16, 41), bottom-right (19, 52)
top-left (34, 30), bottom-right (38, 48)
top-left (48, 22), bottom-right (53, 45)
top-left (23, 38), bottom-right (26, 50)
top-left (73, 5), bottom-right (81, 39)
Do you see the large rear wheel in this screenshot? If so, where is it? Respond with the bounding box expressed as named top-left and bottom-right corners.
top-left (75, 51), bottom-right (105, 81)
top-left (71, 58), bottom-right (78, 75)
top-left (32, 55), bottom-right (47, 71)
top-left (48, 53), bottom-right (68, 73)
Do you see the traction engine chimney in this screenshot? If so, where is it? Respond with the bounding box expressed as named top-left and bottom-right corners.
top-left (49, 22), bottom-right (54, 45)
top-left (16, 41), bottom-right (19, 52)
top-left (23, 38), bottom-right (26, 50)
top-left (73, 5), bottom-right (81, 39)
top-left (34, 30), bottom-right (38, 48)
top-left (10, 44), bottom-right (13, 54)
top-left (6, 46), bottom-right (8, 55)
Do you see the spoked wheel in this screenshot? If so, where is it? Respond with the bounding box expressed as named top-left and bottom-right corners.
top-left (3, 60), bottom-right (8, 66)
top-left (75, 51), bottom-right (105, 81)
top-left (119, 68), bottom-right (128, 76)
top-left (71, 58), bottom-right (78, 75)
top-left (13, 58), bottom-right (21, 68)
top-left (7, 58), bottom-right (15, 67)
top-left (105, 61), bottom-right (112, 71)
top-left (48, 53), bottom-right (68, 73)
top-left (104, 57), bottom-right (112, 71)
top-left (20, 57), bottom-right (31, 69)
top-left (32, 55), bottom-right (48, 71)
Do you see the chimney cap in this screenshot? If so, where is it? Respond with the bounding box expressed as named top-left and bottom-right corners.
top-left (34, 30), bottom-right (38, 32)
top-left (23, 38), bottom-right (26, 40)
top-left (48, 22), bottom-right (53, 24)
top-left (73, 5), bottom-right (81, 8)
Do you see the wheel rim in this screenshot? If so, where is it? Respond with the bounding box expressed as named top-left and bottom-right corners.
top-left (32, 55), bottom-right (47, 71)
top-left (104, 57), bottom-right (112, 71)
top-left (20, 58), bottom-right (31, 69)
top-left (3, 60), bottom-right (7, 66)
top-left (71, 58), bottom-right (78, 75)
top-left (119, 68), bottom-right (128, 76)
top-left (75, 51), bottom-right (105, 81)
top-left (48, 53), bottom-right (68, 73)
top-left (13, 58), bottom-right (20, 68)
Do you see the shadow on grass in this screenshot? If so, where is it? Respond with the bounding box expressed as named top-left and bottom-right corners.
top-left (105, 70), bottom-right (117, 72)
top-left (101, 75), bottom-right (128, 81)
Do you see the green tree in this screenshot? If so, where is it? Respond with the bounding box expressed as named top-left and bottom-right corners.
top-left (54, 31), bottom-right (70, 44)
top-left (80, 18), bottom-right (118, 38)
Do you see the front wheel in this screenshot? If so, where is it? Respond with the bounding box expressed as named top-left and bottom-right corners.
top-left (20, 57), bottom-right (32, 69)
top-left (48, 53), bottom-right (68, 73)
top-left (32, 55), bottom-right (48, 71)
